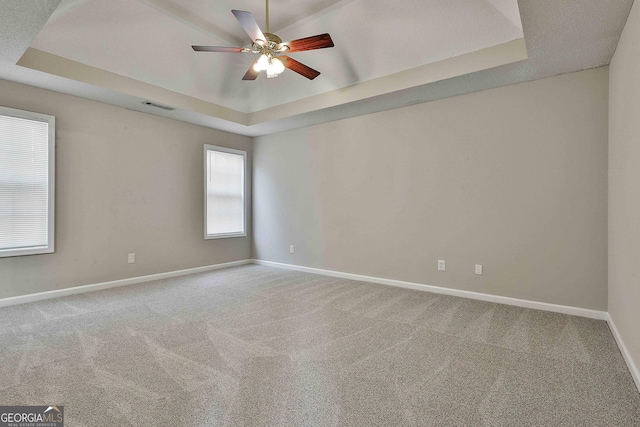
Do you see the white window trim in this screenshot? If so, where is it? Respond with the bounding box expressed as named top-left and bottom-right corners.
top-left (203, 144), bottom-right (247, 240)
top-left (0, 106), bottom-right (55, 258)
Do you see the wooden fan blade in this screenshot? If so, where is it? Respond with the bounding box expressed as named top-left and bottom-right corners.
top-left (283, 33), bottom-right (334, 52)
top-left (243, 59), bottom-right (260, 80)
top-left (280, 56), bottom-right (320, 80)
top-left (232, 10), bottom-right (266, 43)
top-left (192, 46), bottom-right (245, 52)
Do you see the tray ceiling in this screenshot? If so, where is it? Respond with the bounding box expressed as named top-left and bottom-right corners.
top-left (29, 0), bottom-right (524, 113)
top-left (0, 0), bottom-right (633, 136)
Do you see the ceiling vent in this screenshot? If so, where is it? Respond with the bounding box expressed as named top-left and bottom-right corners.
top-left (142, 101), bottom-right (175, 111)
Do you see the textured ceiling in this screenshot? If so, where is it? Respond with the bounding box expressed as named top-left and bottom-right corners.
top-left (0, 0), bottom-right (634, 137)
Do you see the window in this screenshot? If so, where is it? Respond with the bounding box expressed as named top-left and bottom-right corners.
top-left (204, 144), bottom-right (247, 239)
top-left (0, 106), bottom-right (55, 258)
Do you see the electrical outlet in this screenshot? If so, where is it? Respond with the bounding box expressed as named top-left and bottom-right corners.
top-left (289, 245), bottom-right (295, 254)
top-left (438, 260), bottom-right (446, 271)
top-left (475, 264), bottom-right (483, 275)
top-left (128, 253), bottom-right (135, 264)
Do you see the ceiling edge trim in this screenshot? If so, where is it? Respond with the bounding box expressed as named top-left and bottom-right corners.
top-left (17, 48), bottom-right (248, 125)
top-left (16, 38), bottom-right (527, 131)
top-left (248, 38), bottom-right (528, 125)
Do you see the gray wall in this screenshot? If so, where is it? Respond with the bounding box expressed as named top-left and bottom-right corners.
top-left (0, 79), bottom-right (251, 299)
top-left (609, 0), bottom-right (640, 374)
top-left (253, 67), bottom-right (609, 310)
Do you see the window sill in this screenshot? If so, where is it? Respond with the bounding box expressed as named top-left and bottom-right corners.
top-left (205, 233), bottom-right (247, 240)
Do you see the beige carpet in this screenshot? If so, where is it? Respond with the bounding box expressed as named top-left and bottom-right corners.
top-left (0, 265), bottom-right (638, 426)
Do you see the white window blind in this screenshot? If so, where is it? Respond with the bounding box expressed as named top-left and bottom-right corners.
top-left (0, 106), bottom-right (55, 257)
top-left (204, 145), bottom-right (246, 238)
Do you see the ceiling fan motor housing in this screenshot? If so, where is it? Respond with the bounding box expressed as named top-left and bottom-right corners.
top-left (253, 33), bottom-right (289, 54)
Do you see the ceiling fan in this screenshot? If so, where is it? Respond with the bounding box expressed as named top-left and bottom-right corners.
top-left (191, 0), bottom-right (334, 80)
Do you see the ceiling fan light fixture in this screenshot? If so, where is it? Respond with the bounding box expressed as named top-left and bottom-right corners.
top-left (266, 57), bottom-right (285, 78)
top-left (271, 57), bottom-right (285, 74)
top-left (255, 55), bottom-right (285, 78)
top-left (254, 54), bottom-right (270, 72)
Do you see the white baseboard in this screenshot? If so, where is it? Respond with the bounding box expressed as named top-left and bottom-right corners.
top-left (251, 259), bottom-right (608, 320)
top-left (0, 259), bottom-right (252, 308)
top-left (607, 314), bottom-right (640, 393)
top-left (0, 257), bottom-right (606, 320)
top-left (1, 257), bottom-right (635, 392)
